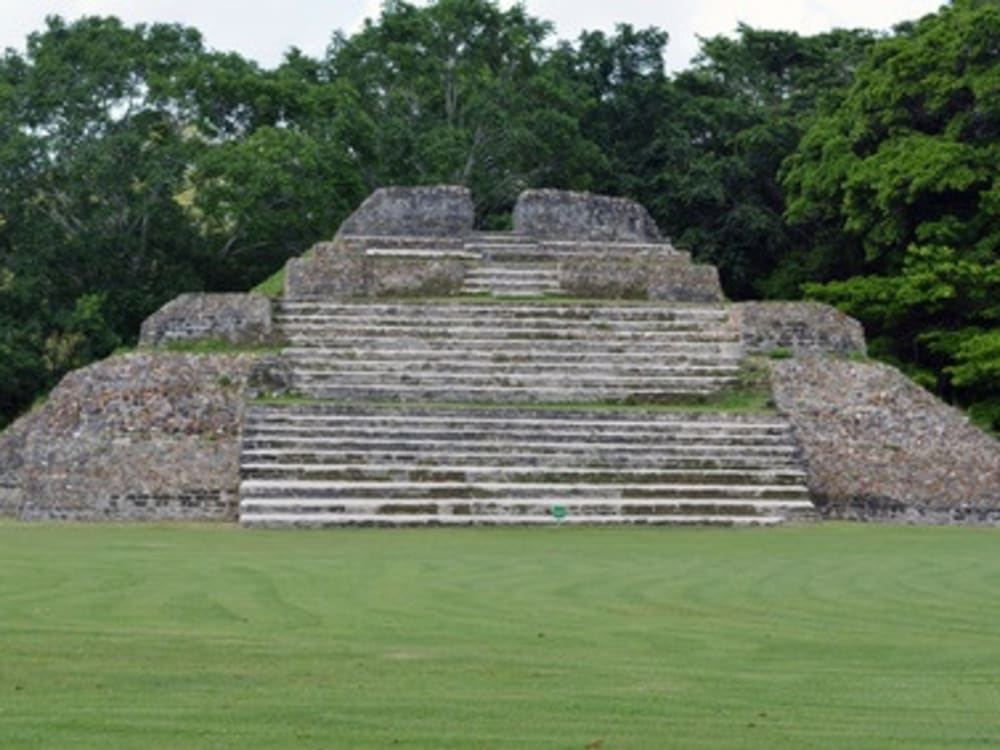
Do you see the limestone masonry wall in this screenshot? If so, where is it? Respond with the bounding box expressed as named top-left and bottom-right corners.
top-left (0, 352), bottom-right (259, 521)
top-left (337, 185), bottom-right (474, 237)
top-left (139, 293), bottom-right (278, 346)
top-left (285, 238), bottom-right (470, 298)
top-left (514, 189), bottom-right (662, 241)
top-left (770, 357), bottom-right (1000, 524)
top-left (732, 302), bottom-right (866, 356)
top-left (558, 256), bottom-right (724, 302)
top-left (285, 242), bottom-right (368, 298)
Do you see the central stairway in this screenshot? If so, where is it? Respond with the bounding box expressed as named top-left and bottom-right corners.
top-left (275, 302), bottom-right (742, 403)
top-left (238, 187), bottom-right (814, 528)
top-left (240, 404), bottom-right (812, 527)
top-left (239, 296), bottom-right (813, 528)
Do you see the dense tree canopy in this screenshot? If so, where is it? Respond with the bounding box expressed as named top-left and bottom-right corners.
top-left (0, 0), bottom-right (997, 431)
top-left (783, 0), bottom-right (1000, 425)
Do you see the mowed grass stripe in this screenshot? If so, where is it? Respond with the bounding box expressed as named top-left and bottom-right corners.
top-left (1, 522), bottom-right (998, 749)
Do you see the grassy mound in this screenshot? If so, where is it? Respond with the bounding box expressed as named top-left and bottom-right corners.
top-left (2, 523), bottom-right (998, 748)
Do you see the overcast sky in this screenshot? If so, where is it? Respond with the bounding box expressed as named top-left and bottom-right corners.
top-left (2, 0), bottom-right (944, 72)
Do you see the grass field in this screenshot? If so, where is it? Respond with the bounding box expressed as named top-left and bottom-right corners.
top-left (1, 522), bottom-right (999, 749)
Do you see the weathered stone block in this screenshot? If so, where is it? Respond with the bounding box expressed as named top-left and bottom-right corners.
top-left (369, 257), bottom-right (467, 297)
top-left (514, 189), bottom-right (662, 241)
top-left (139, 293), bottom-right (277, 346)
top-left (558, 256), bottom-right (724, 302)
top-left (285, 242), bottom-right (367, 298)
top-left (337, 185), bottom-right (474, 237)
top-left (732, 302), bottom-right (866, 356)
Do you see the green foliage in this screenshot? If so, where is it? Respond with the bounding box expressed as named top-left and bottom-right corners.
top-left (785, 0), bottom-right (1000, 271)
top-left (0, 15), bottom-right (361, 425)
top-left (788, 0), bottom-right (1000, 414)
top-left (185, 124), bottom-right (363, 289)
top-left (326, 0), bottom-right (605, 222)
top-left (251, 266), bottom-right (286, 298)
top-left (603, 24), bottom-right (876, 298)
top-left (159, 339), bottom-right (281, 355)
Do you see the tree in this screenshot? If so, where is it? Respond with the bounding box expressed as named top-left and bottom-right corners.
top-left (326, 0), bottom-right (605, 223)
top-left (656, 26), bottom-right (875, 298)
top-left (784, 0), bottom-right (1000, 424)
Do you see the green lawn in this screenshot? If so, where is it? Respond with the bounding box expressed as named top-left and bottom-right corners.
top-left (1, 522), bottom-right (998, 749)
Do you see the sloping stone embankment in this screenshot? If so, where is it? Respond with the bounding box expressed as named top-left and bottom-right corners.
top-left (0, 352), bottom-right (259, 521)
top-left (770, 357), bottom-right (1000, 524)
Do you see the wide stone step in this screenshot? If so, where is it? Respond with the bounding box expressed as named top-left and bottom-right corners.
top-left (283, 360), bottom-right (740, 380)
top-left (280, 337), bottom-right (741, 354)
top-left (241, 466), bottom-right (810, 491)
top-left (364, 248), bottom-right (480, 260)
top-left (277, 316), bottom-right (728, 334)
top-left (240, 498), bottom-right (811, 515)
top-left (243, 432), bottom-right (797, 452)
top-left (237, 463), bottom-right (806, 484)
top-left (239, 479), bottom-right (807, 500)
top-left (278, 323), bottom-right (738, 340)
top-left (460, 286), bottom-right (562, 297)
top-left (245, 402), bottom-right (791, 432)
top-left (244, 404), bottom-right (788, 426)
top-left (538, 244), bottom-right (687, 256)
top-left (465, 265), bottom-right (558, 275)
top-left (279, 349), bottom-right (742, 368)
top-left (287, 384), bottom-right (733, 402)
top-left (239, 450), bottom-right (802, 471)
top-left (275, 302), bottom-right (729, 320)
top-left (239, 442), bottom-right (800, 460)
top-left (242, 422), bottom-right (790, 442)
top-left (241, 443), bottom-right (793, 461)
top-left (240, 512), bottom-right (786, 528)
top-left (290, 367), bottom-right (737, 385)
top-left (245, 402), bottom-right (791, 438)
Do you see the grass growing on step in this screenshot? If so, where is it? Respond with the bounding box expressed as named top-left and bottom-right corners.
top-left (2, 522), bottom-right (999, 749)
top-left (251, 266), bottom-right (285, 298)
top-left (379, 294), bottom-right (720, 306)
top-left (252, 244), bottom-right (318, 298)
top-left (158, 339), bottom-right (284, 355)
top-left (253, 392), bottom-right (775, 413)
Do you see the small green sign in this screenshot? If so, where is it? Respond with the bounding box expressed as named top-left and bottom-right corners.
top-left (552, 504), bottom-right (567, 521)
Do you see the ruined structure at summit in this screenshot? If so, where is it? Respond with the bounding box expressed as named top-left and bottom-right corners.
top-left (2, 186), bottom-right (999, 526)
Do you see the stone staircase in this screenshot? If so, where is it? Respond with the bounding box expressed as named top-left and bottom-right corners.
top-left (239, 405), bottom-right (813, 527)
top-left (274, 301), bottom-right (743, 403)
top-left (460, 232), bottom-right (557, 296)
top-left (239, 295), bottom-right (814, 528)
top-left (238, 192), bottom-right (815, 528)
top-left (456, 232), bottom-right (690, 297)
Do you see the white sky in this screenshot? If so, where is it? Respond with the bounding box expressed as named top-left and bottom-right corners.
top-left (0, 0), bottom-right (944, 72)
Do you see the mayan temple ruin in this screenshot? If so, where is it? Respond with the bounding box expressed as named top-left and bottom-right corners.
top-left (2, 186), bottom-right (1000, 526)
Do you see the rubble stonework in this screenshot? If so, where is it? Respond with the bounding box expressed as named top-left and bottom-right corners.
top-left (513, 189), bottom-right (662, 241)
top-left (769, 357), bottom-right (1000, 524)
top-left (0, 352), bottom-right (261, 521)
top-left (139, 293), bottom-right (278, 346)
top-left (732, 302), bottom-right (866, 356)
top-left (337, 184), bottom-right (474, 237)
